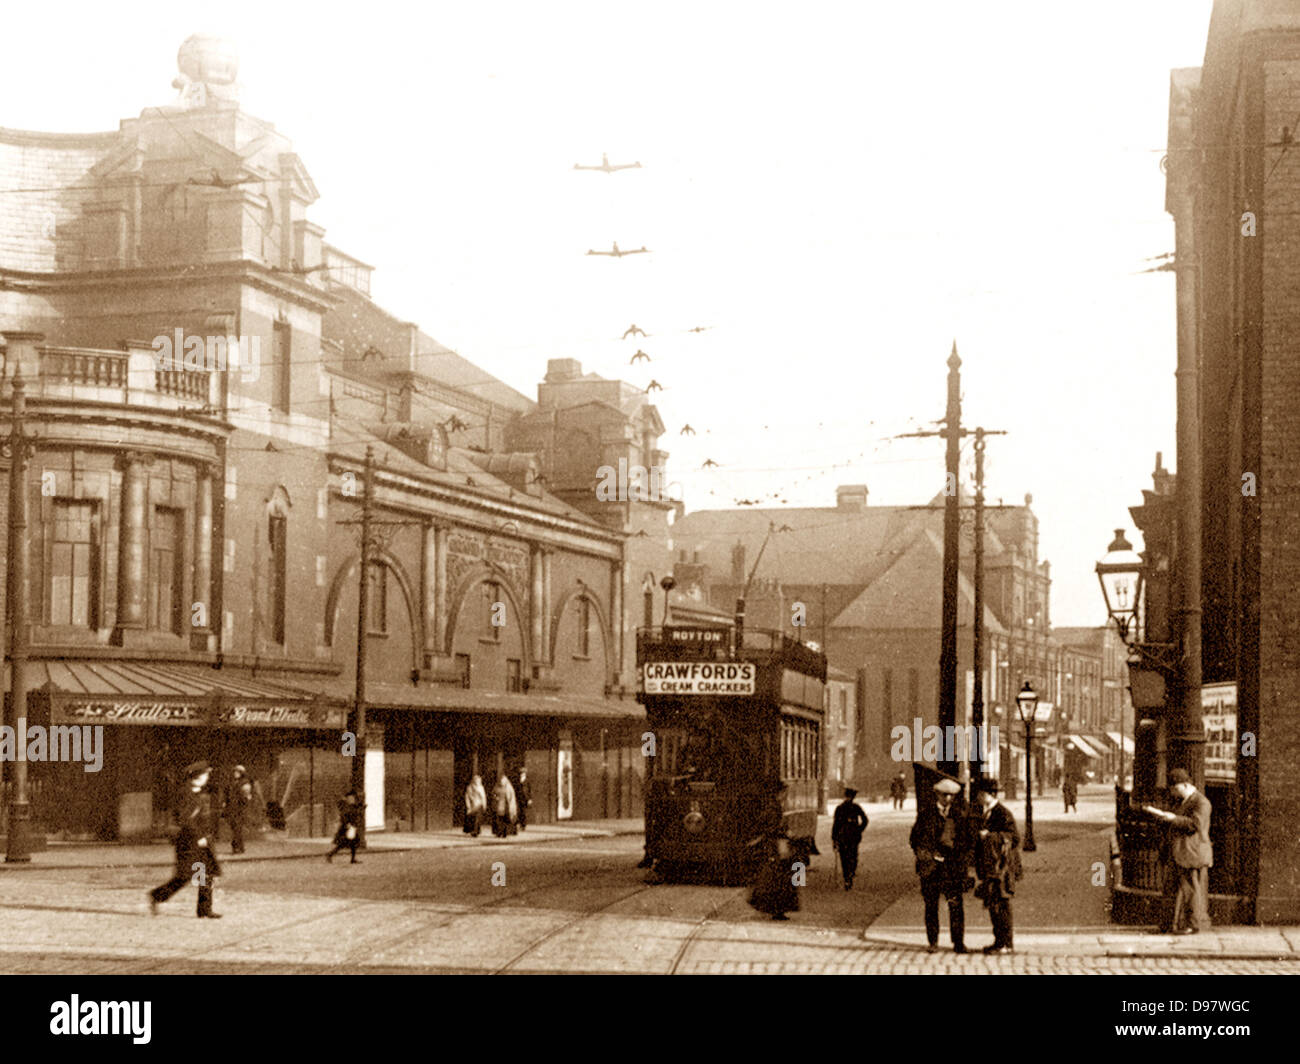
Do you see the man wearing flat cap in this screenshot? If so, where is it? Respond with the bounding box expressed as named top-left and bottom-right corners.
top-left (909, 777), bottom-right (974, 953)
top-left (831, 786), bottom-right (869, 891)
top-left (1144, 768), bottom-right (1212, 934)
top-left (149, 761), bottom-right (223, 918)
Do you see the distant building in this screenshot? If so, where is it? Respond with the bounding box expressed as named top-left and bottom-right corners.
top-left (671, 485), bottom-right (1060, 795)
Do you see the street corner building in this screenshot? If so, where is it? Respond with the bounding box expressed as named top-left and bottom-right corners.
top-left (0, 36), bottom-right (674, 844)
top-left (1108, 0), bottom-right (1300, 925)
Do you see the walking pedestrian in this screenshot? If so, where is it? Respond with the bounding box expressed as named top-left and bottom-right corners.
top-left (909, 778), bottom-right (974, 953)
top-left (748, 782), bottom-right (798, 920)
top-left (972, 777), bottom-right (1021, 954)
top-left (149, 761), bottom-right (222, 918)
top-left (491, 773), bottom-right (518, 838)
top-left (890, 772), bottom-right (907, 811)
top-left (1062, 775), bottom-right (1078, 814)
top-left (327, 789), bottom-right (364, 864)
top-left (1143, 768), bottom-right (1213, 934)
top-left (464, 774), bottom-right (487, 836)
top-left (224, 764), bottom-right (253, 854)
top-left (830, 787), bottom-right (869, 890)
top-left (515, 769), bottom-right (532, 831)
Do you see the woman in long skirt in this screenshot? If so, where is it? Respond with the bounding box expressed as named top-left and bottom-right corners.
top-left (748, 784), bottom-right (798, 920)
top-left (491, 774), bottom-right (518, 838)
top-left (464, 775), bottom-right (487, 836)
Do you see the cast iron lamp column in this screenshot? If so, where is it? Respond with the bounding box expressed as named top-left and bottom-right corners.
top-left (660, 574), bottom-right (675, 626)
top-left (1016, 681), bottom-right (1039, 852)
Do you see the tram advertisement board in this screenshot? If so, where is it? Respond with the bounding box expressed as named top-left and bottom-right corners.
top-left (1201, 681), bottom-right (1237, 783)
top-left (642, 661), bottom-right (756, 695)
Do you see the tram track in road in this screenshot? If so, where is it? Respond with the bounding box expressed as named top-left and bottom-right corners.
top-left (667, 888), bottom-right (744, 975)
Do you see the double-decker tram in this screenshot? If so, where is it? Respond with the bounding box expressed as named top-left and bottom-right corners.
top-left (637, 624), bottom-right (827, 882)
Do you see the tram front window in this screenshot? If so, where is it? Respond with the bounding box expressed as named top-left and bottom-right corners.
top-left (659, 725), bottom-right (724, 791)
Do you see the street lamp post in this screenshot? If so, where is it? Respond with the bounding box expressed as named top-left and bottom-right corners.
top-left (660, 575), bottom-right (675, 626)
top-left (1096, 528), bottom-right (1146, 794)
top-left (1016, 681), bottom-right (1039, 852)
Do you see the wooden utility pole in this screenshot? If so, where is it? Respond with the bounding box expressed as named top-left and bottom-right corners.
top-left (350, 445), bottom-right (374, 847)
top-left (4, 372), bottom-right (36, 862)
top-left (897, 345), bottom-right (966, 777)
top-left (970, 427), bottom-right (1007, 783)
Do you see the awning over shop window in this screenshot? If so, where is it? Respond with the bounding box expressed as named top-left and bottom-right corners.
top-left (362, 681), bottom-right (645, 721)
top-left (1105, 731), bottom-right (1136, 755)
top-left (27, 660), bottom-right (348, 729)
top-left (1066, 734), bottom-right (1103, 759)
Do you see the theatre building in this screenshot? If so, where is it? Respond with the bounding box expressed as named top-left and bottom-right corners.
top-left (0, 36), bottom-right (648, 842)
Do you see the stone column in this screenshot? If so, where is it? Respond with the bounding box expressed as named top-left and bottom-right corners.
top-left (191, 466), bottom-right (213, 650)
top-left (114, 451), bottom-right (150, 642)
top-left (422, 522), bottom-right (438, 664)
top-left (530, 546), bottom-right (545, 667)
top-left (610, 557), bottom-right (624, 685)
top-left (433, 524), bottom-right (449, 653)
top-left (541, 549), bottom-right (553, 665)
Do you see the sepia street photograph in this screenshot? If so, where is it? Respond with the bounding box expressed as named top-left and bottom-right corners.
top-left (0, 0), bottom-right (1294, 1041)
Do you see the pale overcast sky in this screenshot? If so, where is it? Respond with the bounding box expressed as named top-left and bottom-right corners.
top-left (2, 0), bottom-right (1216, 625)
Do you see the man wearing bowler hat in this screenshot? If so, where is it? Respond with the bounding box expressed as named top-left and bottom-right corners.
top-left (830, 786), bottom-right (869, 890)
top-left (909, 778), bottom-right (974, 953)
top-left (1144, 768), bottom-right (1213, 934)
top-left (972, 777), bottom-right (1021, 954)
top-left (149, 761), bottom-right (223, 918)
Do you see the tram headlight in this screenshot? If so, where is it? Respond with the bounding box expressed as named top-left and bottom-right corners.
top-left (683, 807), bottom-right (705, 834)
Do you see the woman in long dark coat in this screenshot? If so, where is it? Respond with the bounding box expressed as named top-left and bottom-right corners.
top-left (748, 784), bottom-right (799, 920)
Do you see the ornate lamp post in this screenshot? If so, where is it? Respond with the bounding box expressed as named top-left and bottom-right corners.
top-left (660, 574), bottom-right (676, 626)
top-left (1016, 681), bottom-right (1039, 852)
top-left (1096, 528), bottom-right (1146, 792)
top-left (1095, 529), bottom-right (1144, 645)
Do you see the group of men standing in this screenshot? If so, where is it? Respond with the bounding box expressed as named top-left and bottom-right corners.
top-left (908, 777), bottom-right (1022, 954)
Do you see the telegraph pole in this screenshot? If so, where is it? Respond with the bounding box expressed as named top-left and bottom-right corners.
top-left (897, 344), bottom-right (966, 777)
top-left (351, 445), bottom-right (373, 848)
top-left (970, 427), bottom-right (1007, 783)
top-left (4, 372), bottom-right (36, 862)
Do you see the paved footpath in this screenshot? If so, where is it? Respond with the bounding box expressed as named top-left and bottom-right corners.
top-left (862, 792), bottom-right (1300, 962)
top-left (0, 801), bottom-right (1296, 973)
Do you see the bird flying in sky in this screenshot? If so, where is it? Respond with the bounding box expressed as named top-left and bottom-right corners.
top-left (587, 242), bottom-right (649, 258)
top-left (622, 324), bottom-right (647, 339)
top-left (701, 458), bottom-right (719, 468)
top-left (645, 379), bottom-right (663, 392)
top-left (680, 424), bottom-right (696, 436)
top-left (574, 153), bottom-right (642, 173)
top-left (630, 350), bottom-right (651, 364)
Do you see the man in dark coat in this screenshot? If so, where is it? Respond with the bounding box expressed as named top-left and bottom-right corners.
top-left (327, 789), bottom-right (364, 864)
top-left (909, 778), bottom-right (974, 953)
top-left (1144, 768), bottom-right (1213, 933)
top-left (830, 787), bottom-right (869, 890)
top-left (225, 764), bottom-right (253, 854)
top-left (1062, 775), bottom-right (1078, 814)
top-left (890, 773), bottom-right (907, 810)
top-left (150, 761), bottom-right (223, 918)
top-left (516, 769), bottom-right (533, 832)
top-left (972, 777), bottom-right (1021, 954)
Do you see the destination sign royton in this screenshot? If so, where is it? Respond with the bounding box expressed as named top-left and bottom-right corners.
top-left (642, 661), bottom-right (756, 695)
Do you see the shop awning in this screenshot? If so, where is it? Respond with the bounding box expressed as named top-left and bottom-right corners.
top-left (27, 660), bottom-right (348, 729)
top-left (1106, 731), bottom-right (1136, 755)
top-left (363, 681), bottom-right (646, 721)
top-left (1066, 734), bottom-right (1103, 759)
